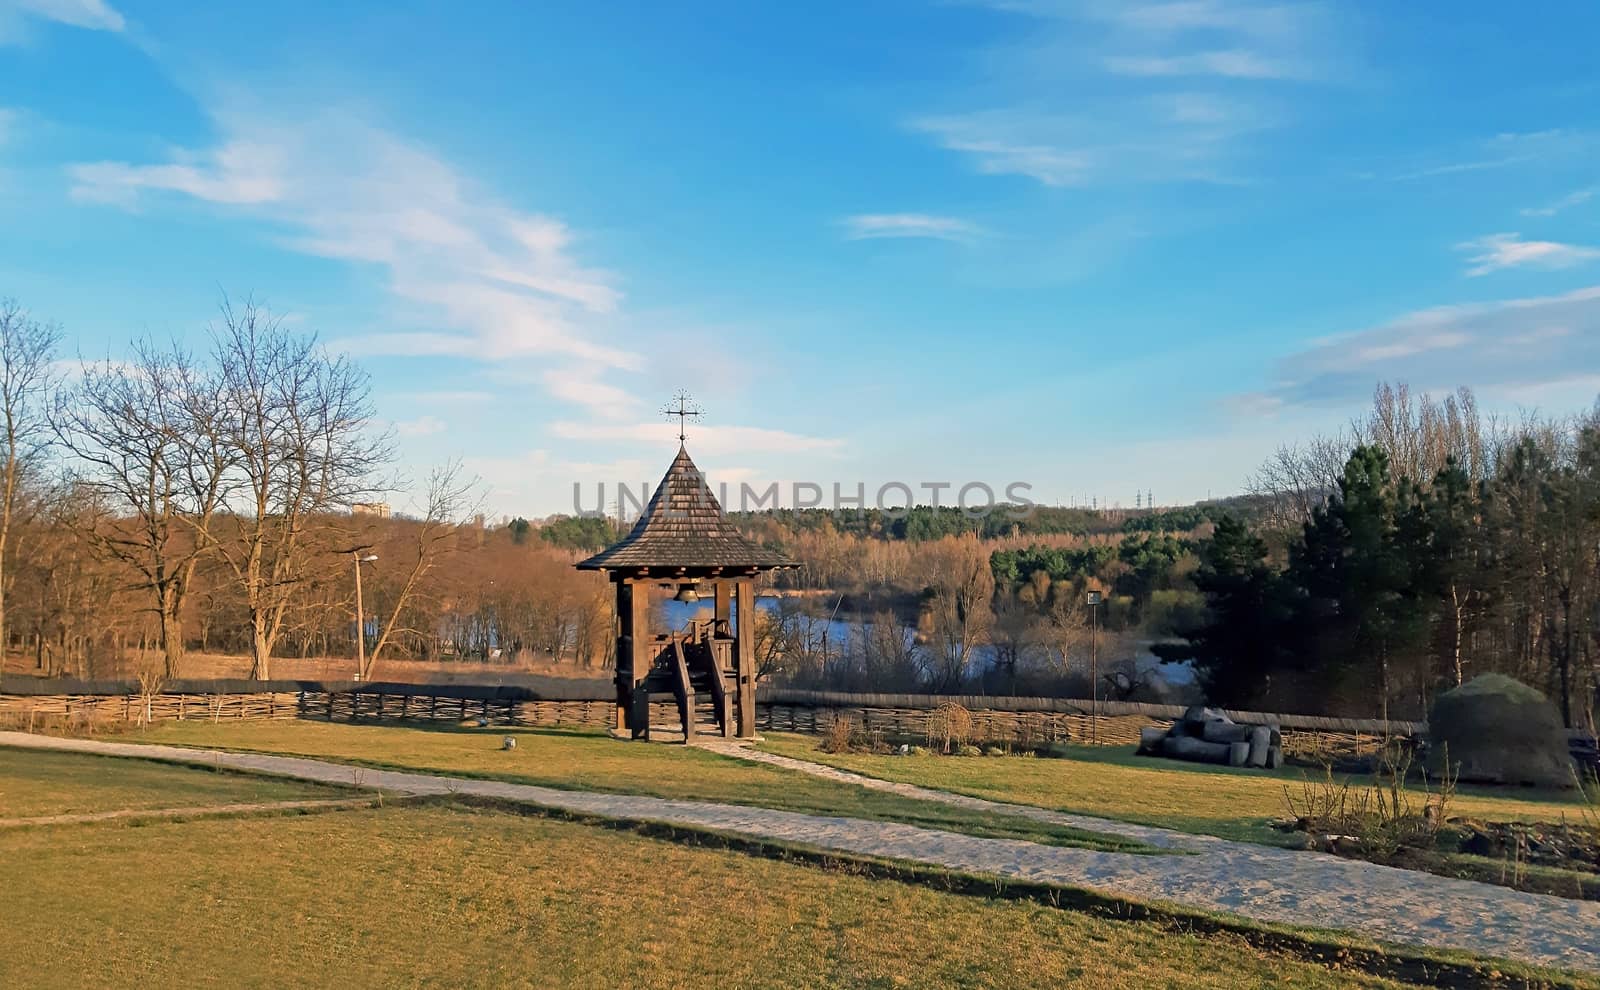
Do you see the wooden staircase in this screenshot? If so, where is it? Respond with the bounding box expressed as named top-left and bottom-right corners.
top-left (639, 620), bottom-right (735, 739)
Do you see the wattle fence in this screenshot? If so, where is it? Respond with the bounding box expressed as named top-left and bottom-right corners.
top-left (0, 677), bottom-right (1422, 760)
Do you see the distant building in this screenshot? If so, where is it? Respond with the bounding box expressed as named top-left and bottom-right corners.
top-left (352, 502), bottom-right (392, 519)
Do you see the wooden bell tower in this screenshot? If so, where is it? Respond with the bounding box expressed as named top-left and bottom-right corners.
top-left (575, 397), bottom-right (794, 740)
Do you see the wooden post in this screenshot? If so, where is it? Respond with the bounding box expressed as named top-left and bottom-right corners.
top-left (734, 579), bottom-right (756, 738)
top-left (614, 580), bottom-right (632, 733)
top-left (616, 579), bottom-right (651, 739)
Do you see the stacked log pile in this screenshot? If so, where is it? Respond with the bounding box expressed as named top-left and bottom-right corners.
top-left (1136, 706), bottom-right (1284, 769)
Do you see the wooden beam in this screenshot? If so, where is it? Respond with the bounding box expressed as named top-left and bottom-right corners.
top-left (734, 579), bottom-right (756, 738)
top-left (616, 579), bottom-right (652, 739)
top-left (671, 639), bottom-right (695, 741)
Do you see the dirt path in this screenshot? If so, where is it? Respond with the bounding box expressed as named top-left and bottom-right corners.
top-left (4, 730), bottom-right (1597, 975)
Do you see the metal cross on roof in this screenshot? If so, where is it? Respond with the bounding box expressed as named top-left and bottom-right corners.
top-left (662, 390), bottom-right (703, 444)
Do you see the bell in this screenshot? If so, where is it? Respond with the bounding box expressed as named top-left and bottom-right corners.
top-left (673, 583), bottom-right (701, 603)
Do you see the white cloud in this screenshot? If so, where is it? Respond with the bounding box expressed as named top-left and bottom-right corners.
top-left (1240, 285), bottom-right (1600, 408)
top-left (539, 368), bottom-right (640, 420)
top-left (69, 107), bottom-right (636, 372)
top-left (395, 415), bottom-right (446, 438)
top-left (1457, 232), bottom-right (1600, 277)
top-left (70, 142), bottom-right (284, 205)
top-left (841, 213), bottom-right (984, 241)
top-left (0, 0), bottom-right (123, 41)
top-left (1521, 187), bottom-right (1595, 218)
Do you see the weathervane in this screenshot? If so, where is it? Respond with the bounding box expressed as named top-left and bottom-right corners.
top-left (662, 390), bottom-right (703, 445)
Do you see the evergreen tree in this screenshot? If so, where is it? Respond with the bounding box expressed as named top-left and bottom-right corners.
top-left (1153, 514), bottom-right (1292, 707)
top-left (1287, 446), bottom-right (1429, 721)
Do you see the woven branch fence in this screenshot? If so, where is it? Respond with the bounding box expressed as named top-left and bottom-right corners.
top-left (0, 680), bottom-right (1427, 758)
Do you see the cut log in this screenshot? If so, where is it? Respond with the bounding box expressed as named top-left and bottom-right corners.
top-left (1138, 726), bottom-right (1168, 754)
top-left (1162, 735), bottom-right (1232, 764)
top-left (1200, 721), bottom-right (1251, 744)
top-left (1246, 725), bottom-right (1271, 767)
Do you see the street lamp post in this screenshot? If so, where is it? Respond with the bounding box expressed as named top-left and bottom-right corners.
top-left (352, 552), bottom-right (378, 680)
top-left (1086, 590), bottom-right (1102, 744)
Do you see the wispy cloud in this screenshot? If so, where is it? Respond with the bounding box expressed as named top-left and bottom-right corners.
top-left (410, 389), bottom-right (494, 405)
top-left (1102, 50), bottom-right (1294, 80)
top-left (1382, 130), bottom-right (1593, 183)
top-left (0, 0), bottom-right (124, 42)
top-left (69, 106), bottom-right (636, 371)
top-left (1457, 232), bottom-right (1600, 277)
top-left (841, 213), bottom-right (984, 242)
top-left (550, 420), bottom-right (843, 457)
top-left (1238, 285), bottom-right (1600, 408)
top-left (916, 1), bottom-right (1335, 187)
top-left (914, 95), bottom-right (1272, 187)
top-left (1522, 187), bottom-right (1595, 218)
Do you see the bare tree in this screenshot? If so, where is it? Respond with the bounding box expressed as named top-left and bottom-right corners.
top-left (204, 301), bottom-right (391, 678)
top-left (915, 535), bottom-right (994, 691)
top-left (362, 462), bottom-right (478, 679)
top-left (0, 300), bottom-right (61, 682)
top-left (54, 342), bottom-right (229, 676)
top-left (1246, 433), bottom-right (1349, 537)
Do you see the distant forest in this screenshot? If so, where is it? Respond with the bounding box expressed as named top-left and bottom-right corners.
top-left (2, 296), bottom-right (1596, 726)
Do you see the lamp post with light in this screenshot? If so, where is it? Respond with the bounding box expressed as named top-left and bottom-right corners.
top-left (1086, 590), bottom-right (1102, 744)
top-left (352, 551), bottom-right (379, 680)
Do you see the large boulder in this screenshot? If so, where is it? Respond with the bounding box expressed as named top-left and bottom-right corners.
top-left (1427, 674), bottom-right (1574, 789)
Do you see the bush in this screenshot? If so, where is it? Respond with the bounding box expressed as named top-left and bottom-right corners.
top-left (981, 745), bottom-right (1007, 757)
top-left (927, 702), bottom-right (973, 754)
top-left (1427, 674), bottom-right (1574, 789)
top-left (955, 744), bottom-right (982, 757)
top-left (820, 714), bottom-right (861, 754)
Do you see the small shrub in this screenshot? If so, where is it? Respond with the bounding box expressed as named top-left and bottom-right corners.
top-left (955, 744), bottom-right (982, 757)
top-left (1284, 741), bottom-right (1457, 859)
top-left (820, 714), bottom-right (862, 754)
top-left (981, 745), bottom-right (1007, 757)
top-left (927, 703), bottom-right (973, 754)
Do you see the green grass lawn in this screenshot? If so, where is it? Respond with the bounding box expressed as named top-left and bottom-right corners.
top-left (758, 735), bottom-right (1595, 847)
top-left (0, 747), bottom-right (340, 819)
top-left (119, 720), bottom-right (1150, 853)
top-left (0, 802), bottom-right (1431, 990)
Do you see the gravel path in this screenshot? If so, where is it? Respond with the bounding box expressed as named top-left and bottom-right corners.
top-left (5, 730), bottom-right (1597, 974)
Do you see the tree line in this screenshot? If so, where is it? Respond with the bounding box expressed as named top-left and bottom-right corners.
top-left (1160, 385), bottom-right (1600, 729)
top-left (0, 296), bottom-right (612, 683)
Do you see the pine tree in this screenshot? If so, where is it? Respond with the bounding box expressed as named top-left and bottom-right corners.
top-left (1153, 514), bottom-right (1292, 707)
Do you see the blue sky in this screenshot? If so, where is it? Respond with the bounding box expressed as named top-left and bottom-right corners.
top-left (3, 0), bottom-right (1599, 518)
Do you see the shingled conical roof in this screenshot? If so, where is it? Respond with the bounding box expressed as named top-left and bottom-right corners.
top-left (576, 446), bottom-right (795, 573)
